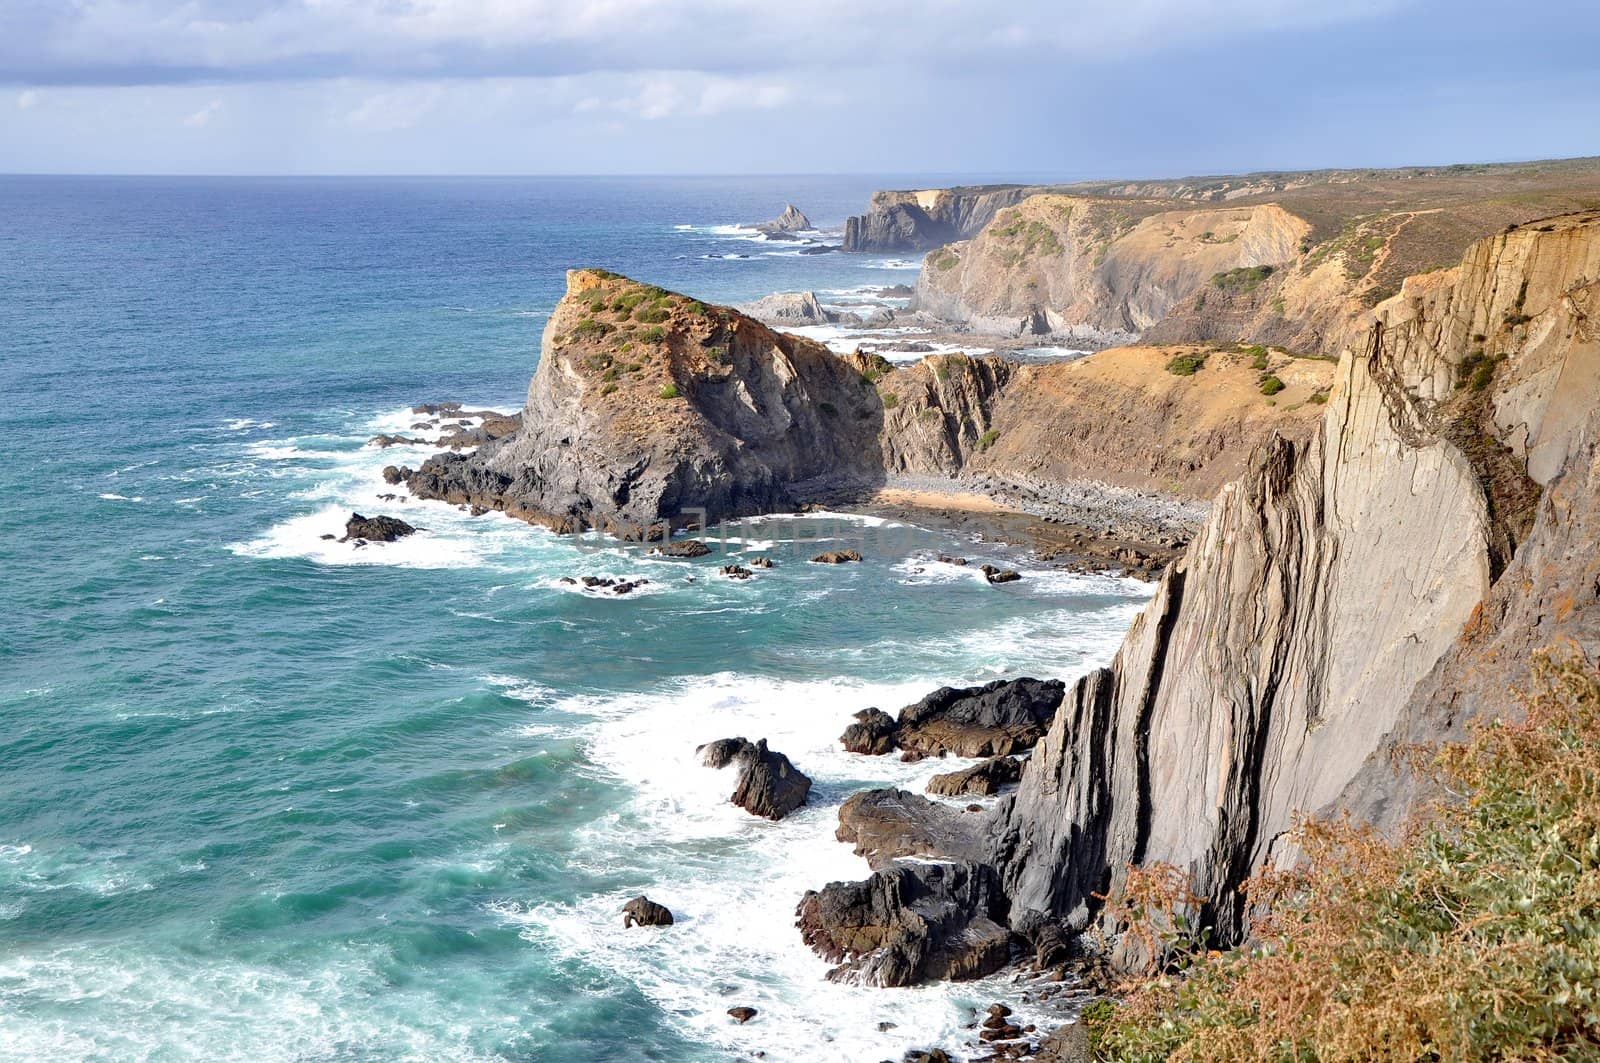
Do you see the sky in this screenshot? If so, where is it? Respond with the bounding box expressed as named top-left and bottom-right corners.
top-left (1, 0), bottom-right (1597, 177)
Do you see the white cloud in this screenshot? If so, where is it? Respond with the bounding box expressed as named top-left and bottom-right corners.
top-left (345, 83), bottom-right (443, 131)
top-left (576, 73), bottom-right (794, 121)
top-left (4, 0), bottom-right (1412, 84)
top-left (16, 90), bottom-right (41, 110)
top-left (183, 99), bottom-right (222, 126)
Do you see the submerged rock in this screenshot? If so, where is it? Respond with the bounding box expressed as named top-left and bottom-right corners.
top-left (622, 895), bottom-right (674, 928)
top-left (727, 1006), bottom-right (758, 1024)
top-left (981, 564), bottom-right (1022, 584)
top-left (795, 861), bottom-right (1011, 987)
top-left (341, 513), bottom-right (416, 543)
top-left (697, 737), bottom-right (812, 820)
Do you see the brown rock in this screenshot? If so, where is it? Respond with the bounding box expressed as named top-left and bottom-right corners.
top-left (840, 707), bottom-right (898, 755)
top-left (622, 895), bottom-right (674, 928)
top-left (926, 756), bottom-right (1024, 797)
top-left (811, 549), bottom-right (862, 564)
top-left (728, 1006), bottom-right (757, 1024)
top-left (653, 539), bottom-right (713, 558)
top-left (340, 513), bottom-right (416, 543)
top-left (697, 737), bottom-right (812, 819)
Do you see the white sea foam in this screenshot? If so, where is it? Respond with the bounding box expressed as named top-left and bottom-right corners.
top-left (495, 662), bottom-right (1110, 1062)
top-left (97, 493), bottom-right (144, 502)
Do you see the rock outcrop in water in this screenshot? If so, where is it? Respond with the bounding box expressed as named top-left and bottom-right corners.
top-left (750, 204), bottom-right (812, 234)
top-left (698, 737), bottom-right (813, 820)
top-left (990, 209), bottom-right (1600, 946)
top-left (406, 270), bottom-right (885, 538)
top-left (795, 861), bottom-right (1012, 986)
top-left (341, 513), bottom-right (416, 542)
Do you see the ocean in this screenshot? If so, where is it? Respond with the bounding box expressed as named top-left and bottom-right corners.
top-left (0, 175), bottom-right (1150, 1062)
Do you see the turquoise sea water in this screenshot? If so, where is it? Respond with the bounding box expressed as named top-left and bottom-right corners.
top-left (0, 176), bottom-right (1149, 1061)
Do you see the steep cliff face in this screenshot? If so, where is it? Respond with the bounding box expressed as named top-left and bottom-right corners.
top-left (990, 212), bottom-right (1600, 944)
top-left (913, 195), bottom-right (1308, 342)
top-left (842, 186), bottom-right (1038, 253)
top-left (874, 346), bottom-right (1333, 501)
top-left (406, 270), bottom-right (884, 536)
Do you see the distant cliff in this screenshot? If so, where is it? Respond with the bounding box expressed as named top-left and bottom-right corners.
top-left (989, 210), bottom-right (1600, 946)
top-left (842, 186), bottom-right (1042, 253)
top-left (913, 195), bottom-right (1308, 344)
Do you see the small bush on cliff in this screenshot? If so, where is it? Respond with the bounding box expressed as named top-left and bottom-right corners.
top-left (571, 318), bottom-right (614, 340)
top-left (1210, 265), bottom-right (1275, 293)
top-left (1258, 375), bottom-right (1285, 396)
top-left (634, 307), bottom-right (670, 324)
top-left (658, 383), bottom-right (681, 400)
top-left (977, 429), bottom-right (1000, 451)
top-left (880, 391), bottom-right (899, 410)
top-left (1166, 354), bottom-right (1205, 377)
top-left (641, 326), bottom-right (667, 344)
top-left (1089, 652), bottom-right (1600, 1061)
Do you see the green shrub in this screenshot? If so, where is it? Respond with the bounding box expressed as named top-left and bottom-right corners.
top-left (1251, 354), bottom-right (1270, 371)
top-left (1308, 390), bottom-right (1328, 404)
top-left (600, 381), bottom-right (618, 396)
top-left (1193, 292), bottom-right (1206, 311)
top-left (1091, 652), bottom-right (1600, 1061)
top-left (1166, 354), bottom-right (1206, 376)
top-left (933, 250), bottom-right (959, 271)
top-left (635, 307), bottom-right (670, 324)
top-left (1210, 265), bottom-right (1276, 293)
top-left (1259, 375), bottom-right (1285, 396)
top-left (601, 366), bottom-right (619, 382)
top-left (880, 391), bottom-right (900, 410)
top-left (658, 383), bottom-right (681, 400)
top-left (641, 326), bottom-right (667, 344)
top-left (571, 318), bottom-right (614, 340)
top-left (977, 428), bottom-right (1000, 451)
top-left (684, 300), bottom-right (707, 316)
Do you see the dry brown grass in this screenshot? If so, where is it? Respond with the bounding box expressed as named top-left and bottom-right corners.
top-left (1089, 650), bottom-right (1600, 1062)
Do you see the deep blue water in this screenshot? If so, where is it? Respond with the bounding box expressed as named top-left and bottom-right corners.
top-left (0, 176), bottom-right (1147, 1062)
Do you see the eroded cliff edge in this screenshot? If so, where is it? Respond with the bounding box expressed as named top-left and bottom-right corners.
top-left (989, 209), bottom-right (1600, 946)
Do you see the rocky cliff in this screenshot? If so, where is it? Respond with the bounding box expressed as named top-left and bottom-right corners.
top-left (989, 209), bottom-right (1600, 946)
top-left (843, 185), bottom-right (1042, 253)
top-left (875, 345), bottom-right (1334, 503)
top-left (405, 270), bottom-right (884, 536)
top-left (907, 158), bottom-right (1600, 352)
top-left (404, 270), bottom-right (1332, 546)
top-left (914, 196), bottom-right (1309, 343)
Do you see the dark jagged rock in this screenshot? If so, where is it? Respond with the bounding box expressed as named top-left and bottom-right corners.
top-left (811, 549), bottom-right (862, 564)
top-left (369, 434), bottom-right (424, 448)
top-left (696, 737), bottom-right (812, 820)
top-left (653, 539), bottom-right (712, 558)
top-left (622, 895), bottom-right (674, 928)
top-left (795, 861), bottom-right (1011, 986)
top-left (751, 203), bottom-right (811, 234)
top-left (839, 707), bottom-right (898, 755)
top-left (835, 788), bottom-right (987, 869)
top-left (381, 465), bottom-right (403, 485)
top-left (981, 564), bottom-right (1022, 584)
top-left (341, 513), bottom-right (416, 543)
top-left (937, 554), bottom-right (968, 566)
top-left (926, 755), bottom-right (1024, 797)
top-left (727, 1006), bottom-right (758, 1024)
top-left (750, 556), bottom-right (774, 568)
top-left (897, 678), bottom-right (1065, 757)
top-left (720, 563), bottom-right (753, 579)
